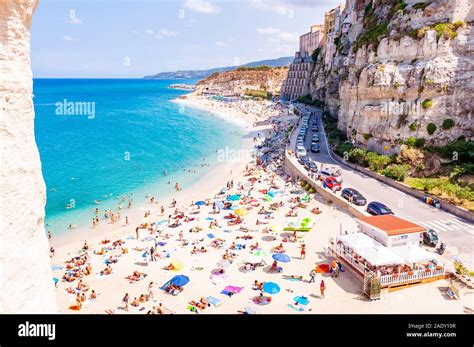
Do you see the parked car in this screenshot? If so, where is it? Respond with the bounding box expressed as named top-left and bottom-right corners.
top-left (423, 229), bottom-right (439, 247)
top-left (297, 134), bottom-right (305, 142)
top-left (341, 188), bottom-right (367, 206)
top-left (305, 161), bottom-right (318, 172)
top-left (311, 125), bottom-right (319, 132)
top-left (325, 177), bottom-right (342, 191)
top-left (319, 169), bottom-right (343, 183)
top-left (298, 155), bottom-right (310, 167)
top-left (311, 143), bottom-right (320, 153)
top-left (367, 201), bottom-right (393, 215)
top-left (296, 146), bottom-right (307, 157)
top-left (312, 134), bottom-right (319, 142)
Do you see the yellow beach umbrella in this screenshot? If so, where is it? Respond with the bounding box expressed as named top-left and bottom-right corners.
top-left (170, 259), bottom-right (184, 271)
top-left (270, 225), bottom-right (283, 233)
top-left (235, 208), bottom-right (248, 216)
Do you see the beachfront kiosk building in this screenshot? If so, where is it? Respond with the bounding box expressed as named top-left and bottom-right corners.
top-left (356, 215), bottom-right (426, 248)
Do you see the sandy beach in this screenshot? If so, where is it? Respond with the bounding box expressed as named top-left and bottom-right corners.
top-left (51, 94), bottom-right (473, 314)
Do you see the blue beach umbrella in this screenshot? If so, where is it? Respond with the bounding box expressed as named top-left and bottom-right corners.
top-left (195, 201), bottom-right (207, 206)
top-left (227, 194), bottom-right (241, 201)
top-left (263, 282), bottom-right (280, 294)
top-left (170, 275), bottom-right (190, 287)
top-left (272, 254), bottom-right (291, 263)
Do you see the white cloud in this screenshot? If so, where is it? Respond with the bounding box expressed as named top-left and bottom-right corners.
top-left (156, 29), bottom-right (179, 39)
top-left (184, 0), bottom-right (220, 14)
top-left (144, 29), bottom-right (155, 35)
top-left (63, 35), bottom-right (79, 41)
top-left (256, 27), bottom-right (298, 43)
top-left (215, 41), bottom-right (228, 47)
top-left (67, 17), bottom-right (82, 24)
top-left (248, 0), bottom-right (340, 15)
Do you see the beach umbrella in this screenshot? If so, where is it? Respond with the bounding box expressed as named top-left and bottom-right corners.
top-left (263, 282), bottom-right (280, 294)
top-left (252, 250), bottom-right (268, 257)
top-left (272, 254), bottom-right (291, 263)
top-left (170, 259), bottom-right (184, 271)
top-left (195, 201), bottom-right (207, 206)
top-left (229, 205), bottom-right (240, 210)
top-left (263, 194), bottom-right (273, 202)
top-left (170, 275), bottom-right (189, 287)
top-left (245, 254), bottom-right (262, 264)
top-left (243, 306), bottom-right (257, 314)
top-left (217, 260), bottom-right (231, 268)
top-left (270, 225), bottom-right (284, 233)
top-left (227, 194), bottom-right (241, 201)
top-left (235, 208), bottom-right (248, 216)
top-left (215, 200), bottom-right (224, 209)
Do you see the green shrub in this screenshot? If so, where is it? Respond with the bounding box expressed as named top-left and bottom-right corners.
top-left (406, 177), bottom-right (474, 202)
top-left (348, 148), bottom-right (368, 166)
top-left (415, 138), bottom-right (426, 148)
top-left (382, 164), bottom-right (409, 181)
top-left (427, 123), bottom-right (437, 135)
top-left (244, 89), bottom-right (269, 99)
top-left (412, 2), bottom-right (432, 11)
top-left (397, 2), bottom-right (407, 11)
top-left (442, 118), bottom-right (455, 130)
top-left (409, 122), bottom-right (419, 131)
top-left (363, 133), bottom-right (373, 140)
top-left (311, 48), bottom-right (321, 62)
top-left (421, 99), bottom-right (433, 109)
top-left (334, 142), bottom-right (354, 157)
top-left (432, 23), bottom-right (458, 40)
top-left (236, 65), bottom-right (272, 71)
top-left (428, 137), bottom-right (474, 163)
top-left (366, 152), bottom-right (391, 171)
top-left (354, 23), bottom-right (389, 52)
top-left (405, 137), bottom-right (417, 147)
top-left (297, 95), bottom-right (325, 108)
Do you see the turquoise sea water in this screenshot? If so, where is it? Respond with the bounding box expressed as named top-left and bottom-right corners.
top-left (33, 79), bottom-right (242, 235)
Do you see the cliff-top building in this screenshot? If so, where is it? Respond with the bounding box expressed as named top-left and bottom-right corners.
top-left (280, 25), bottom-right (324, 101)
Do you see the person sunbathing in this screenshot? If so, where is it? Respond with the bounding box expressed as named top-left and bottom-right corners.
top-left (164, 263), bottom-right (176, 271)
top-left (82, 241), bottom-right (89, 250)
top-left (254, 280), bottom-right (264, 291)
top-left (83, 263), bottom-right (92, 276)
top-left (131, 297), bottom-right (140, 307)
top-left (250, 242), bottom-right (259, 251)
top-left (224, 213), bottom-right (236, 219)
top-left (90, 290), bottom-right (97, 300)
top-left (311, 207), bottom-right (322, 214)
top-left (100, 266), bottom-right (113, 276)
top-left (271, 243), bottom-right (285, 253)
top-left (258, 207), bottom-right (267, 214)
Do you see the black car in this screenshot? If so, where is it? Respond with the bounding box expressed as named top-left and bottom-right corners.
top-left (341, 188), bottom-right (367, 206)
top-left (312, 126), bottom-right (319, 132)
top-left (311, 144), bottom-right (320, 153)
top-left (298, 155), bottom-right (309, 166)
top-left (423, 229), bottom-right (439, 247)
top-left (367, 201), bottom-right (393, 215)
top-left (305, 161), bottom-right (318, 172)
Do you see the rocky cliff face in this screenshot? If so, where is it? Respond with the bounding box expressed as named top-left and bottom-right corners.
top-left (0, 0), bottom-right (56, 313)
top-left (195, 67), bottom-right (288, 96)
top-left (310, 0), bottom-right (473, 154)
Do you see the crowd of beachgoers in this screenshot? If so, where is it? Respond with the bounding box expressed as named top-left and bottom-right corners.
top-left (50, 95), bottom-right (471, 314)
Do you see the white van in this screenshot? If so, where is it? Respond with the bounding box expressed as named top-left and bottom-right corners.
top-left (296, 146), bottom-right (307, 157)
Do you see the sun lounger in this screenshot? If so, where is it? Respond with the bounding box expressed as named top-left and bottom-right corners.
top-left (207, 233), bottom-right (215, 239)
top-left (206, 296), bottom-right (222, 307)
top-left (288, 303), bottom-right (305, 312)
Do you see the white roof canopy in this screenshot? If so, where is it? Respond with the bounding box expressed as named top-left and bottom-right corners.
top-left (337, 233), bottom-right (380, 251)
top-left (391, 244), bottom-right (435, 263)
top-left (357, 246), bottom-right (405, 266)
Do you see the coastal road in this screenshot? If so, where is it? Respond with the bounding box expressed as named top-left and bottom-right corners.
top-left (294, 104), bottom-right (473, 266)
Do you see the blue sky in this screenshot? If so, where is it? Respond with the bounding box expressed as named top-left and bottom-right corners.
top-left (31, 0), bottom-right (341, 78)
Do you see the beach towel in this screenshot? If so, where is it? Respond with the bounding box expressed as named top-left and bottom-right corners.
top-left (205, 217), bottom-right (215, 221)
top-left (221, 286), bottom-right (243, 296)
top-left (294, 296), bottom-right (310, 305)
top-left (157, 242), bottom-right (167, 246)
top-left (284, 277), bottom-right (302, 282)
top-left (51, 264), bottom-right (63, 271)
top-left (143, 236), bottom-right (154, 241)
top-left (288, 304), bottom-right (305, 312)
top-left (206, 296), bottom-right (222, 307)
top-left (207, 233), bottom-right (215, 239)
top-left (315, 264), bottom-right (330, 273)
